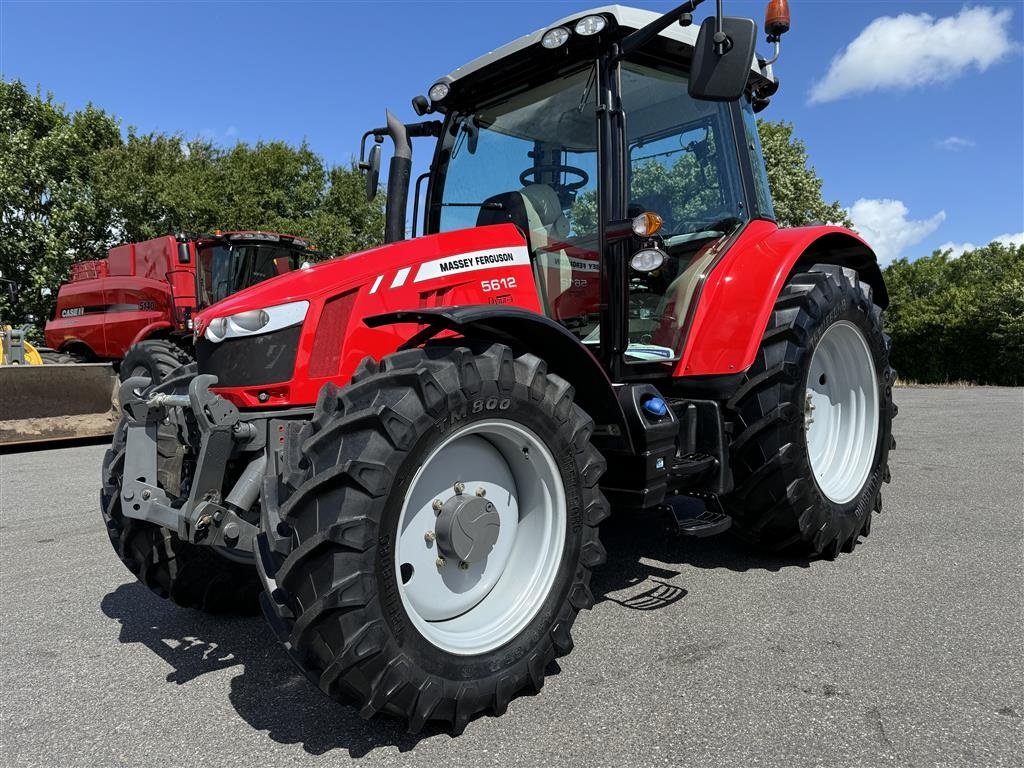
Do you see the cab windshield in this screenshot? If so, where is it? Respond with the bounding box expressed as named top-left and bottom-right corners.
top-left (433, 60), bottom-right (747, 363)
top-left (197, 242), bottom-right (306, 306)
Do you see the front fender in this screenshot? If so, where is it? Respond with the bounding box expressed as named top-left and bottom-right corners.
top-left (677, 221), bottom-right (885, 378)
top-left (365, 306), bottom-right (629, 445)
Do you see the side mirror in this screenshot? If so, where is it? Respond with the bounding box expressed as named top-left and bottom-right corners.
top-left (688, 16), bottom-right (757, 101)
top-left (364, 143), bottom-right (381, 201)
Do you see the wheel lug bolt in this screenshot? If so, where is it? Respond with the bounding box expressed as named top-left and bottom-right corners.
top-left (454, 481), bottom-right (465, 494)
top-left (458, 561), bottom-right (469, 570)
top-left (432, 499), bottom-right (443, 512)
top-left (424, 530), bottom-right (436, 544)
top-left (475, 487), bottom-right (486, 497)
top-left (435, 557), bottom-right (446, 568)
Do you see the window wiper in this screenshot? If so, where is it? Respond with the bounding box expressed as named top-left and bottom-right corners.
top-left (578, 64), bottom-right (597, 113)
top-left (451, 114), bottom-right (480, 157)
top-left (432, 201), bottom-right (504, 210)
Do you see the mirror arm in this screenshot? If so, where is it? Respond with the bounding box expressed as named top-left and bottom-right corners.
top-left (359, 128), bottom-right (387, 164)
top-left (713, 0), bottom-right (727, 55)
top-left (619, 0), bottom-right (705, 58)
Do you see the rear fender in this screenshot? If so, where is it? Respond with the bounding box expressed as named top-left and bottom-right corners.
top-left (676, 222), bottom-right (885, 377)
top-left (365, 306), bottom-right (631, 450)
top-left (56, 337), bottom-right (97, 359)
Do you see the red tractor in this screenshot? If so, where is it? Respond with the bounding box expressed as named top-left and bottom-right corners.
top-left (103, 1), bottom-right (896, 734)
top-left (44, 230), bottom-right (313, 382)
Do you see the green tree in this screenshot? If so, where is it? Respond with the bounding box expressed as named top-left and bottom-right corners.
top-left (757, 119), bottom-right (851, 228)
top-left (93, 131), bottom-right (220, 241)
top-left (0, 80), bottom-right (121, 328)
top-left (883, 242), bottom-right (1024, 385)
top-left (2, 81), bottom-right (385, 335)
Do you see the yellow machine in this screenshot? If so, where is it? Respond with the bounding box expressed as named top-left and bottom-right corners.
top-left (0, 275), bottom-right (118, 446)
top-left (1, 324), bottom-right (45, 366)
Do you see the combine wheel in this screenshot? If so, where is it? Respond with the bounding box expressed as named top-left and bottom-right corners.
top-left (263, 344), bottom-right (608, 733)
top-left (100, 364), bottom-right (260, 613)
top-left (39, 350), bottom-right (79, 364)
top-left (119, 339), bottom-right (191, 384)
top-left (723, 263), bottom-right (896, 556)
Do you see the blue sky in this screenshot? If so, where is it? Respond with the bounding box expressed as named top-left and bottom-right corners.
top-left (2, 0), bottom-right (1021, 263)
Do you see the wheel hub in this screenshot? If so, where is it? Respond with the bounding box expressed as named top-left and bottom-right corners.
top-left (436, 493), bottom-right (501, 565)
top-left (395, 420), bottom-right (566, 655)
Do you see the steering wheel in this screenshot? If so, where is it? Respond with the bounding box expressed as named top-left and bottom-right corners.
top-left (520, 164), bottom-right (590, 192)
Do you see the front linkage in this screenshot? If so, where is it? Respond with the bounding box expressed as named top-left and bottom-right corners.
top-left (118, 374), bottom-right (269, 554)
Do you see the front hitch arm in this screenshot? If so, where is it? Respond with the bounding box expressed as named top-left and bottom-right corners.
top-left (119, 374), bottom-right (260, 552)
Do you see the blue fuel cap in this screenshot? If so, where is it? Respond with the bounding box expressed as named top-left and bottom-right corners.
top-left (642, 396), bottom-right (668, 418)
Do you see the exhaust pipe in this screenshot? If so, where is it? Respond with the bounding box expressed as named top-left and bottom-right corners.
top-left (384, 110), bottom-right (412, 244)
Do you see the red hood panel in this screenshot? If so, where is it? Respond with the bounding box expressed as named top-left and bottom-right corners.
top-left (195, 222), bottom-right (543, 408)
top-left (196, 224), bottom-right (528, 324)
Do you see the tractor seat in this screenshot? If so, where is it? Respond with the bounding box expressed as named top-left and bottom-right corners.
top-left (476, 184), bottom-right (573, 310)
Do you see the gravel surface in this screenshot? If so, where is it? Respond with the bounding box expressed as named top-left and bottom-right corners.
top-left (1, 387), bottom-right (1021, 767)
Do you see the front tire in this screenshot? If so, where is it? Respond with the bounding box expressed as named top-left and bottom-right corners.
top-left (262, 344), bottom-right (608, 733)
top-left (723, 264), bottom-right (896, 556)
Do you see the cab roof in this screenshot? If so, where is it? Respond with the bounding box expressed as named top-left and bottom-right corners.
top-left (435, 5), bottom-right (775, 93)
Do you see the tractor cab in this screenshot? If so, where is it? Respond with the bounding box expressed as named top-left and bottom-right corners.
top-left (363, 2), bottom-right (780, 377)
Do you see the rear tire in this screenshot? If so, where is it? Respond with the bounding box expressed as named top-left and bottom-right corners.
top-left (119, 339), bottom-right (191, 384)
top-left (100, 365), bottom-right (260, 613)
top-left (261, 344), bottom-right (608, 733)
top-left (723, 264), bottom-right (896, 556)
top-left (39, 350), bottom-right (79, 364)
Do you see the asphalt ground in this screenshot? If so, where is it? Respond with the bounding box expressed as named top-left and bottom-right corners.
top-left (1, 387), bottom-right (1021, 767)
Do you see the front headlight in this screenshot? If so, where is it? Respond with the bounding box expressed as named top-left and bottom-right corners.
top-left (203, 300), bottom-right (309, 343)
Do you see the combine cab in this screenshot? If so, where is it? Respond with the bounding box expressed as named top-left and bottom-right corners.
top-left (102, 0), bottom-right (896, 733)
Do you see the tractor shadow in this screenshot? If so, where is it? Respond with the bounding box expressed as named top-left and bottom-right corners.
top-left (99, 515), bottom-right (805, 756)
top-left (590, 509), bottom-right (812, 609)
top-left (100, 582), bottom-right (445, 757)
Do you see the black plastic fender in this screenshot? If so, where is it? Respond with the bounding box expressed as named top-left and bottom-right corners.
top-left (364, 305), bottom-right (632, 451)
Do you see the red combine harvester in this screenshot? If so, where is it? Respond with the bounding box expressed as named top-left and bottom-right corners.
top-left (45, 231), bottom-right (312, 382)
top-left (104, 0), bottom-right (897, 733)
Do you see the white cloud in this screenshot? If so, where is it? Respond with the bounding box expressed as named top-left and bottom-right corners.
top-left (847, 198), bottom-right (946, 264)
top-left (937, 231), bottom-right (1024, 258)
top-left (935, 136), bottom-right (976, 151)
top-left (809, 6), bottom-right (1017, 104)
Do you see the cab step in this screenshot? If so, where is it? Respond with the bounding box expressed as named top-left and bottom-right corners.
top-left (668, 452), bottom-right (718, 481)
top-left (660, 496), bottom-right (732, 538)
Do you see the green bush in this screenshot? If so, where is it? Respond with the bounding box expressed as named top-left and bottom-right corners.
top-left (883, 243), bottom-right (1024, 386)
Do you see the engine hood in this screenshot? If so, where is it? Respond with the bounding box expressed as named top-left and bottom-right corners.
top-left (195, 223), bottom-right (528, 331)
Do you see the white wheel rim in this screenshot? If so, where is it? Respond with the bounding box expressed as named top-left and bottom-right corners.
top-left (395, 419), bottom-right (566, 656)
top-left (805, 320), bottom-right (880, 504)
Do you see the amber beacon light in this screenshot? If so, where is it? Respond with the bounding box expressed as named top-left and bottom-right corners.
top-left (764, 0), bottom-right (791, 41)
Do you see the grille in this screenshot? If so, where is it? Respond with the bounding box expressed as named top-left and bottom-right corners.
top-left (195, 324), bottom-right (301, 387)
